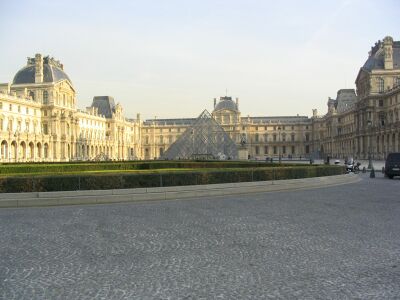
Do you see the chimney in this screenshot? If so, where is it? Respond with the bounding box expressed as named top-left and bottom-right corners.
top-left (236, 97), bottom-right (239, 109)
top-left (35, 53), bottom-right (43, 83)
top-left (213, 98), bottom-right (217, 108)
top-left (383, 36), bottom-right (393, 70)
top-left (136, 113), bottom-right (141, 121)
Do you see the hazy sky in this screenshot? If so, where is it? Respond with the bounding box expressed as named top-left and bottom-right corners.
top-left (0, 0), bottom-right (399, 119)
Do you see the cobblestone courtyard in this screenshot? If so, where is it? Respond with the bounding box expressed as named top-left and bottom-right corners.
top-left (1, 173), bottom-right (400, 299)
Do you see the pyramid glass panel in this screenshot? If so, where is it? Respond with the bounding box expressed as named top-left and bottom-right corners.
top-left (162, 110), bottom-right (238, 160)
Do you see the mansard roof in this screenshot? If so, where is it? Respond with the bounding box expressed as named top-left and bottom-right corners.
top-left (91, 96), bottom-right (115, 118)
top-left (362, 39), bottom-right (400, 71)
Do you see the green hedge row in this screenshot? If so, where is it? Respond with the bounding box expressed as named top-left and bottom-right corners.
top-left (0, 165), bottom-right (344, 193)
top-left (0, 160), bottom-right (304, 175)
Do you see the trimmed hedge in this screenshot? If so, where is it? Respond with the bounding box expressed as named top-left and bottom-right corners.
top-left (0, 165), bottom-right (345, 193)
top-left (0, 160), bottom-right (305, 175)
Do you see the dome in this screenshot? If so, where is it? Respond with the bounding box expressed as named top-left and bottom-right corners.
top-left (213, 96), bottom-right (238, 112)
top-left (12, 55), bottom-right (73, 86)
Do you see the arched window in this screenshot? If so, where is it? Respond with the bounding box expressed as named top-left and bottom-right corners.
top-left (43, 91), bottom-right (48, 104)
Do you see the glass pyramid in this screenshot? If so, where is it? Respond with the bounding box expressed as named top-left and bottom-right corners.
top-left (162, 109), bottom-right (238, 160)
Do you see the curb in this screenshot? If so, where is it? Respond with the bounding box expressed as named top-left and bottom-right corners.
top-left (0, 174), bottom-right (360, 208)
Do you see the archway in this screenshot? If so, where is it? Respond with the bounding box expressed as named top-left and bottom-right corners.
top-left (29, 142), bottom-right (34, 160)
top-left (44, 143), bottom-right (49, 159)
top-left (20, 141), bottom-right (26, 160)
top-left (11, 141), bottom-right (17, 161)
top-left (1, 140), bottom-right (8, 160)
top-left (37, 142), bottom-right (42, 159)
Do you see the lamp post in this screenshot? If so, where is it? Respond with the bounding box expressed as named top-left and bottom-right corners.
top-left (191, 128), bottom-right (194, 159)
top-left (278, 126), bottom-right (281, 163)
top-left (367, 120), bottom-right (373, 170)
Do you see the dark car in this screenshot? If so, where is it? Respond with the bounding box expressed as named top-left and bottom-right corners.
top-left (385, 153), bottom-right (400, 179)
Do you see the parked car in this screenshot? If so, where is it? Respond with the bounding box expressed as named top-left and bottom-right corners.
top-left (384, 153), bottom-right (400, 179)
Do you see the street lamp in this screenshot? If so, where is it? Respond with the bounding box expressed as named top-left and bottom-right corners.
top-left (191, 128), bottom-right (194, 159)
top-left (278, 126), bottom-right (281, 163)
top-left (367, 120), bottom-right (373, 170)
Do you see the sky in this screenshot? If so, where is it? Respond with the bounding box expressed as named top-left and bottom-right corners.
top-left (0, 0), bottom-right (399, 120)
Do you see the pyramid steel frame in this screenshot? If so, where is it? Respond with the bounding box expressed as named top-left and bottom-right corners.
top-left (162, 110), bottom-right (238, 160)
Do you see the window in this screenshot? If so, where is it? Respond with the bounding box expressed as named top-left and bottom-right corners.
top-left (291, 126), bottom-right (294, 130)
top-left (273, 134), bottom-right (277, 141)
top-left (282, 146), bottom-right (286, 154)
top-left (395, 77), bottom-right (400, 88)
top-left (291, 134), bottom-right (295, 142)
top-left (255, 146), bottom-right (259, 155)
top-left (264, 146), bottom-right (268, 154)
top-left (43, 91), bottom-right (48, 104)
top-left (29, 91), bottom-right (35, 100)
top-left (25, 122), bottom-right (29, 132)
top-left (9, 104), bottom-right (12, 111)
top-left (264, 134), bottom-right (268, 142)
top-left (291, 146), bottom-right (295, 154)
top-left (305, 133), bottom-right (310, 142)
top-left (378, 77), bottom-right (384, 93)
top-left (42, 123), bottom-right (48, 134)
top-left (305, 145), bottom-right (310, 154)
top-left (145, 136), bottom-right (149, 144)
top-left (0, 119), bottom-right (3, 131)
top-left (18, 106), bottom-right (21, 113)
top-left (0, 102), bottom-right (2, 109)
top-left (379, 113), bottom-right (385, 126)
top-left (26, 107), bottom-right (29, 114)
top-left (282, 134), bottom-right (286, 142)
top-left (255, 133), bottom-right (259, 142)
top-left (379, 99), bottom-right (383, 107)
top-left (273, 146), bottom-right (277, 154)
top-left (159, 135), bottom-right (163, 144)
top-left (8, 119), bottom-right (13, 131)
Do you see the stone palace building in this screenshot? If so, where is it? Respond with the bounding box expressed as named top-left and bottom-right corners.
top-left (0, 35), bottom-right (399, 162)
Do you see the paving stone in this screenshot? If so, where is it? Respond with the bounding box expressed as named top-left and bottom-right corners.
top-left (0, 173), bottom-right (399, 299)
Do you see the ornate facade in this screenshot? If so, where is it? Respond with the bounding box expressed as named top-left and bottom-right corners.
top-left (312, 36), bottom-right (400, 160)
top-left (0, 35), bottom-right (399, 163)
